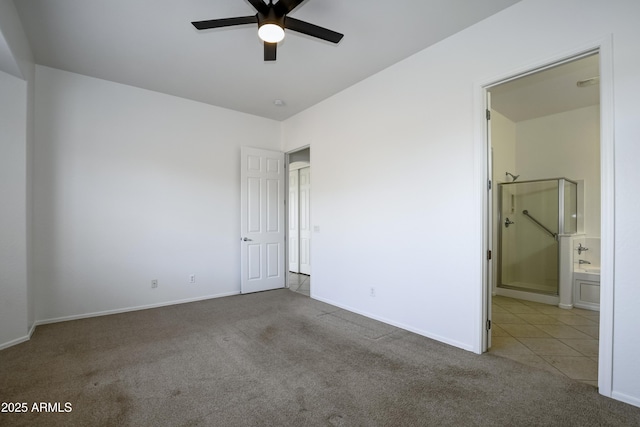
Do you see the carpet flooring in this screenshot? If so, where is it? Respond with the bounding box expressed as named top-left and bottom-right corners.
top-left (1, 289), bottom-right (639, 426)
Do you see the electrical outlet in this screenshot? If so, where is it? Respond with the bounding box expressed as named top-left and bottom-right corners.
top-left (151, 279), bottom-right (158, 289)
top-left (189, 274), bottom-right (196, 284)
top-left (369, 287), bottom-right (376, 297)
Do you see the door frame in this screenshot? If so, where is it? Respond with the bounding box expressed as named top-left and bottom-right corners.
top-left (288, 161), bottom-right (310, 274)
top-left (284, 145), bottom-right (311, 290)
top-left (476, 35), bottom-right (615, 398)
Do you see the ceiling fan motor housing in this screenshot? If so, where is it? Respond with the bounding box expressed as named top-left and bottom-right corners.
top-left (258, 7), bottom-right (285, 29)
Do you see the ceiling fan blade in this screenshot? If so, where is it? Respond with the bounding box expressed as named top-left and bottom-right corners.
top-left (284, 17), bottom-right (343, 43)
top-left (192, 15), bottom-right (257, 30)
top-left (274, 0), bottom-right (306, 15)
top-left (264, 42), bottom-right (277, 61)
top-left (246, 0), bottom-right (269, 14)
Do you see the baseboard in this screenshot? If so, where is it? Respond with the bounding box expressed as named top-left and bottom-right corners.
top-left (0, 321), bottom-right (38, 351)
top-left (28, 322), bottom-right (36, 338)
top-left (35, 291), bottom-right (241, 327)
top-left (495, 288), bottom-right (559, 305)
top-left (312, 294), bottom-right (475, 353)
top-left (612, 391), bottom-right (640, 409)
top-left (0, 334), bottom-right (31, 351)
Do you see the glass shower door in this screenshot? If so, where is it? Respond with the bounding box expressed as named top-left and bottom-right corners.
top-left (498, 180), bottom-right (559, 295)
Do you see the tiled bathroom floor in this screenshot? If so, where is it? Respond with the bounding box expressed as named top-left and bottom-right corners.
top-left (490, 295), bottom-right (599, 387)
top-left (289, 272), bottom-right (310, 296)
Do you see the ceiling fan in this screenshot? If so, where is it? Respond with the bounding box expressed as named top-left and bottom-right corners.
top-left (191, 0), bottom-right (344, 61)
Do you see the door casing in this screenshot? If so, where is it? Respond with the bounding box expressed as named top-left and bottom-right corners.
top-left (477, 37), bottom-right (614, 398)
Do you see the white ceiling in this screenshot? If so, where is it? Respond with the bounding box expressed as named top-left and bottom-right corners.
top-left (489, 53), bottom-right (600, 122)
top-left (13, 0), bottom-right (522, 121)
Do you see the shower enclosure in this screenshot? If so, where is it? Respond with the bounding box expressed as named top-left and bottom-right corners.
top-left (498, 178), bottom-right (577, 295)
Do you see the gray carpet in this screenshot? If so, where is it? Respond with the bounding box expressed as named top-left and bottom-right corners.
top-left (1, 289), bottom-right (639, 426)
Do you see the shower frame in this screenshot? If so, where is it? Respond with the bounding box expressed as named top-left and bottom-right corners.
top-left (497, 177), bottom-right (578, 296)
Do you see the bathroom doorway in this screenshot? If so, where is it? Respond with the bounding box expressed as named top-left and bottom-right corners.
top-left (486, 52), bottom-right (602, 386)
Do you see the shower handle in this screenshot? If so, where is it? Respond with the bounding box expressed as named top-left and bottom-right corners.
top-left (504, 218), bottom-right (515, 228)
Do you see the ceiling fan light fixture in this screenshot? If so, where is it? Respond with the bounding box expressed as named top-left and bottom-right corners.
top-left (191, 0), bottom-right (344, 61)
top-left (258, 23), bottom-right (285, 43)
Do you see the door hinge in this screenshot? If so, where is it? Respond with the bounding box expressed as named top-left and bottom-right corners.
top-left (488, 180), bottom-right (492, 190)
top-left (486, 319), bottom-right (492, 330)
top-left (486, 109), bottom-right (491, 120)
top-left (487, 250), bottom-right (492, 260)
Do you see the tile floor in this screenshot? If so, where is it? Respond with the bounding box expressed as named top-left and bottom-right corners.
top-left (490, 295), bottom-right (599, 387)
top-left (289, 272), bottom-right (310, 296)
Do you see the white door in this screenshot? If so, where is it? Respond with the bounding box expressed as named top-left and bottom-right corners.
top-left (240, 147), bottom-right (285, 294)
top-left (299, 167), bottom-right (311, 275)
top-left (288, 170), bottom-right (300, 273)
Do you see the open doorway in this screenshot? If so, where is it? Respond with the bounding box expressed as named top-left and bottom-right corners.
top-left (287, 147), bottom-right (311, 296)
top-left (486, 53), bottom-right (602, 387)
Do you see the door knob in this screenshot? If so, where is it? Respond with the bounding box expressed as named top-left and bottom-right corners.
top-left (504, 218), bottom-right (515, 228)
top-left (242, 237), bottom-right (253, 241)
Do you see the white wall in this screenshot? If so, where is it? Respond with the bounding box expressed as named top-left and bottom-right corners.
top-left (283, 0), bottom-right (640, 406)
top-left (0, 70), bottom-right (29, 347)
top-left (0, 0), bottom-right (35, 350)
top-left (284, 54), bottom-right (482, 351)
top-left (0, 0), bottom-right (33, 79)
top-left (516, 105), bottom-right (600, 236)
top-left (33, 66), bottom-right (281, 322)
